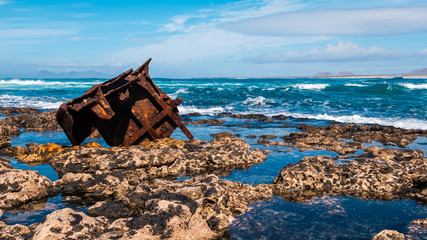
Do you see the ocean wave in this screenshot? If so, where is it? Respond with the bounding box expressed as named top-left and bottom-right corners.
top-left (344, 83), bottom-right (368, 87)
top-left (269, 112), bottom-right (427, 130)
top-left (168, 88), bottom-right (189, 99)
top-left (398, 83), bottom-right (427, 90)
top-left (293, 84), bottom-right (329, 90)
top-left (243, 96), bottom-right (275, 107)
top-left (0, 78), bottom-right (101, 86)
top-left (0, 94), bottom-right (62, 109)
top-left (178, 105), bottom-right (234, 115)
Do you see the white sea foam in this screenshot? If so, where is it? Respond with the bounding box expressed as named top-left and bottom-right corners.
top-left (399, 83), bottom-right (427, 90)
top-left (243, 96), bottom-right (275, 107)
top-left (0, 94), bottom-right (62, 109)
top-left (344, 83), bottom-right (368, 87)
top-left (293, 84), bottom-right (329, 90)
top-left (168, 88), bottom-right (189, 98)
top-left (178, 105), bottom-right (234, 115)
top-left (0, 78), bottom-right (101, 86)
top-left (265, 112), bottom-right (427, 130)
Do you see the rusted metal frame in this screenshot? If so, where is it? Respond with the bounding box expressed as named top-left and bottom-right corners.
top-left (120, 98), bottom-right (183, 146)
top-left (136, 80), bottom-right (193, 140)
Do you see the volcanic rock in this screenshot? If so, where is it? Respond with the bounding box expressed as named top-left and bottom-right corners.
top-left (372, 230), bottom-right (405, 240)
top-left (51, 136), bottom-right (268, 202)
top-left (218, 113), bottom-right (274, 122)
top-left (5, 142), bottom-right (103, 165)
top-left (279, 123), bottom-right (426, 154)
top-left (50, 136), bottom-right (268, 178)
top-left (30, 208), bottom-right (109, 240)
top-left (0, 107), bottom-right (40, 116)
top-left (90, 175), bottom-right (273, 239)
top-left (412, 218), bottom-right (427, 228)
top-left (0, 110), bottom-right (61, 132)
top-left (0, 221), bottom-right (31, 240)
top-left (186, 118), bottom-right (225, 126)
top-left (273, 147), bottom-right (426, 203)
top-left (259, 134), bottom-right (277, 139)
top-left (0, 167), bottom-right (57, 209)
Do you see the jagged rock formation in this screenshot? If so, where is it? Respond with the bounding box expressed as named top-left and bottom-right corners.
top-left (274, 147), bottom-right (426, 203)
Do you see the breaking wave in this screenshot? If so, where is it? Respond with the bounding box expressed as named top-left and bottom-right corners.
top-left (344, 83), bottom-right (368, 87)
top-left (0, 78), bottom-right (101, 86)
top-left (0, 94), bottom-right (62, 109)
top-left (293, 84), bottom-right (329, 90)
top-left (268, 112), bottom-right (427, 130)
top-left (178, 105), bottom-right (234, 115)
top-left (243, 96), bottom-right (275, 107)
top-left (398, 83), bottom-right (427, 90)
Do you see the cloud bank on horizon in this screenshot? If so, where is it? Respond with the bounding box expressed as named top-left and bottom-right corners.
top-left (0, 0), bottom-right (426, 77)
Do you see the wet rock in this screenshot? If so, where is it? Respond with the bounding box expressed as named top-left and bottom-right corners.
top-left (182, 112), bottom-right (201, 117)
top-left (92, 175), bottom-right (273, 239)
top-left (0, 110), bottom-right (61, 132)
top-left (259, 134), bottom-right (276, 139)
top-left (274, 147), bottom-right (427, 203)
top-left (51, 137), bottom-right (268, 201)
top-left (0, 135), bottom-right (11, 150)
top-left (0, 107), bottom-right (40, 116)
top-left (372, 230), bottom-right (405, 240)
top-left (0, 221), bottom-right (31, 240)
top-left (0, 157), bottom-right (12, 169)
top-left (186, 118), bottom-right (225, 126)
top-left (0, 125), bottom-right (21, 137)
top-left (291, 123), bottom-right (426, 149)
top-left (412, 218), bottom-right (427, 228)
top-left (210, 131), bottom-right (233, 139)
top-left (0, 168), bottom-right (57, 209)
top-left (281, 128), bottom-right (364, 155)
top-left (31, 208), bottom-right (109, 240)
top-left (7, 142), bottom-right (103, 165)
top-left (0, 126), bottom-right (20, 153)
top-left (55, 170), bottom-right (148, 202)
top-left (218, 113), bottom-right (274, 122)
top-left (272, 115), bottom-right (289, 120)
top-left (245, 135), bottom-right (256, 138)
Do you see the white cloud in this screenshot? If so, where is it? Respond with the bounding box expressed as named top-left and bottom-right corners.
top-left (108, 29), bottom-right (326, 65)
top-left (66, 36), bottom-right (100, 41)
top-left (159, 14), bottom-right (208, 32)
top-left (0, 28), bottom-right (77, 39)
top-left (220, 6), bottom-right (427, 36)
top-left (109, 0), bottom-right (323, 66)
top-left (245, 41), bottom-right (423, 63)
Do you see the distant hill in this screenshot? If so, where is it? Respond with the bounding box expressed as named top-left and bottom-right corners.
top-left (314, 72), bottom-right (334, 77)
top-left (335, 72), bottom-right (354, 77)
top-left (313, 72), bottom-right (354, 77)
top-left (407, 67), bottom-right (427, 75)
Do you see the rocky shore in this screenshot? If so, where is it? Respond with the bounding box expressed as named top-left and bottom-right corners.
top-left (0, 108), bottom-right (426, 239)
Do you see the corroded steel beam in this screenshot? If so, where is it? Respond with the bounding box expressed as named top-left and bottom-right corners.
top-left (56, 58), bottom-right (193, 146)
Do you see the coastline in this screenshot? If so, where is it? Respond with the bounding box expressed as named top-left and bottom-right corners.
top-left (0, 108), bottom-right (426, 239)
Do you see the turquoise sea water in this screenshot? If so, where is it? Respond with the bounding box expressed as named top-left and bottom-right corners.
top-left (0, 77), bottom-right (426, 129)
top-left (1, 77), bottom-right (426, 239)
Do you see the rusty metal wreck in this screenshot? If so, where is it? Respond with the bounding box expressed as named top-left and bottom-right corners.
top-left (56, 58), bottom-right (193, 147)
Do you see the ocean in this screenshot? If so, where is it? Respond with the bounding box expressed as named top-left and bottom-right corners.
top-left (1, 77), bottom-right (426, 239)
top-left (0, 77), bottom-right (426, 129)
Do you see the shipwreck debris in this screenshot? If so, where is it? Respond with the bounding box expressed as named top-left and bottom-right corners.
top-left (56, 58), bottom-right (193, 146)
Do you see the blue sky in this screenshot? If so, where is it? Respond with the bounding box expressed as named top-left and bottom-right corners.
top-left (1, 0), bottom-right (427, 77)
